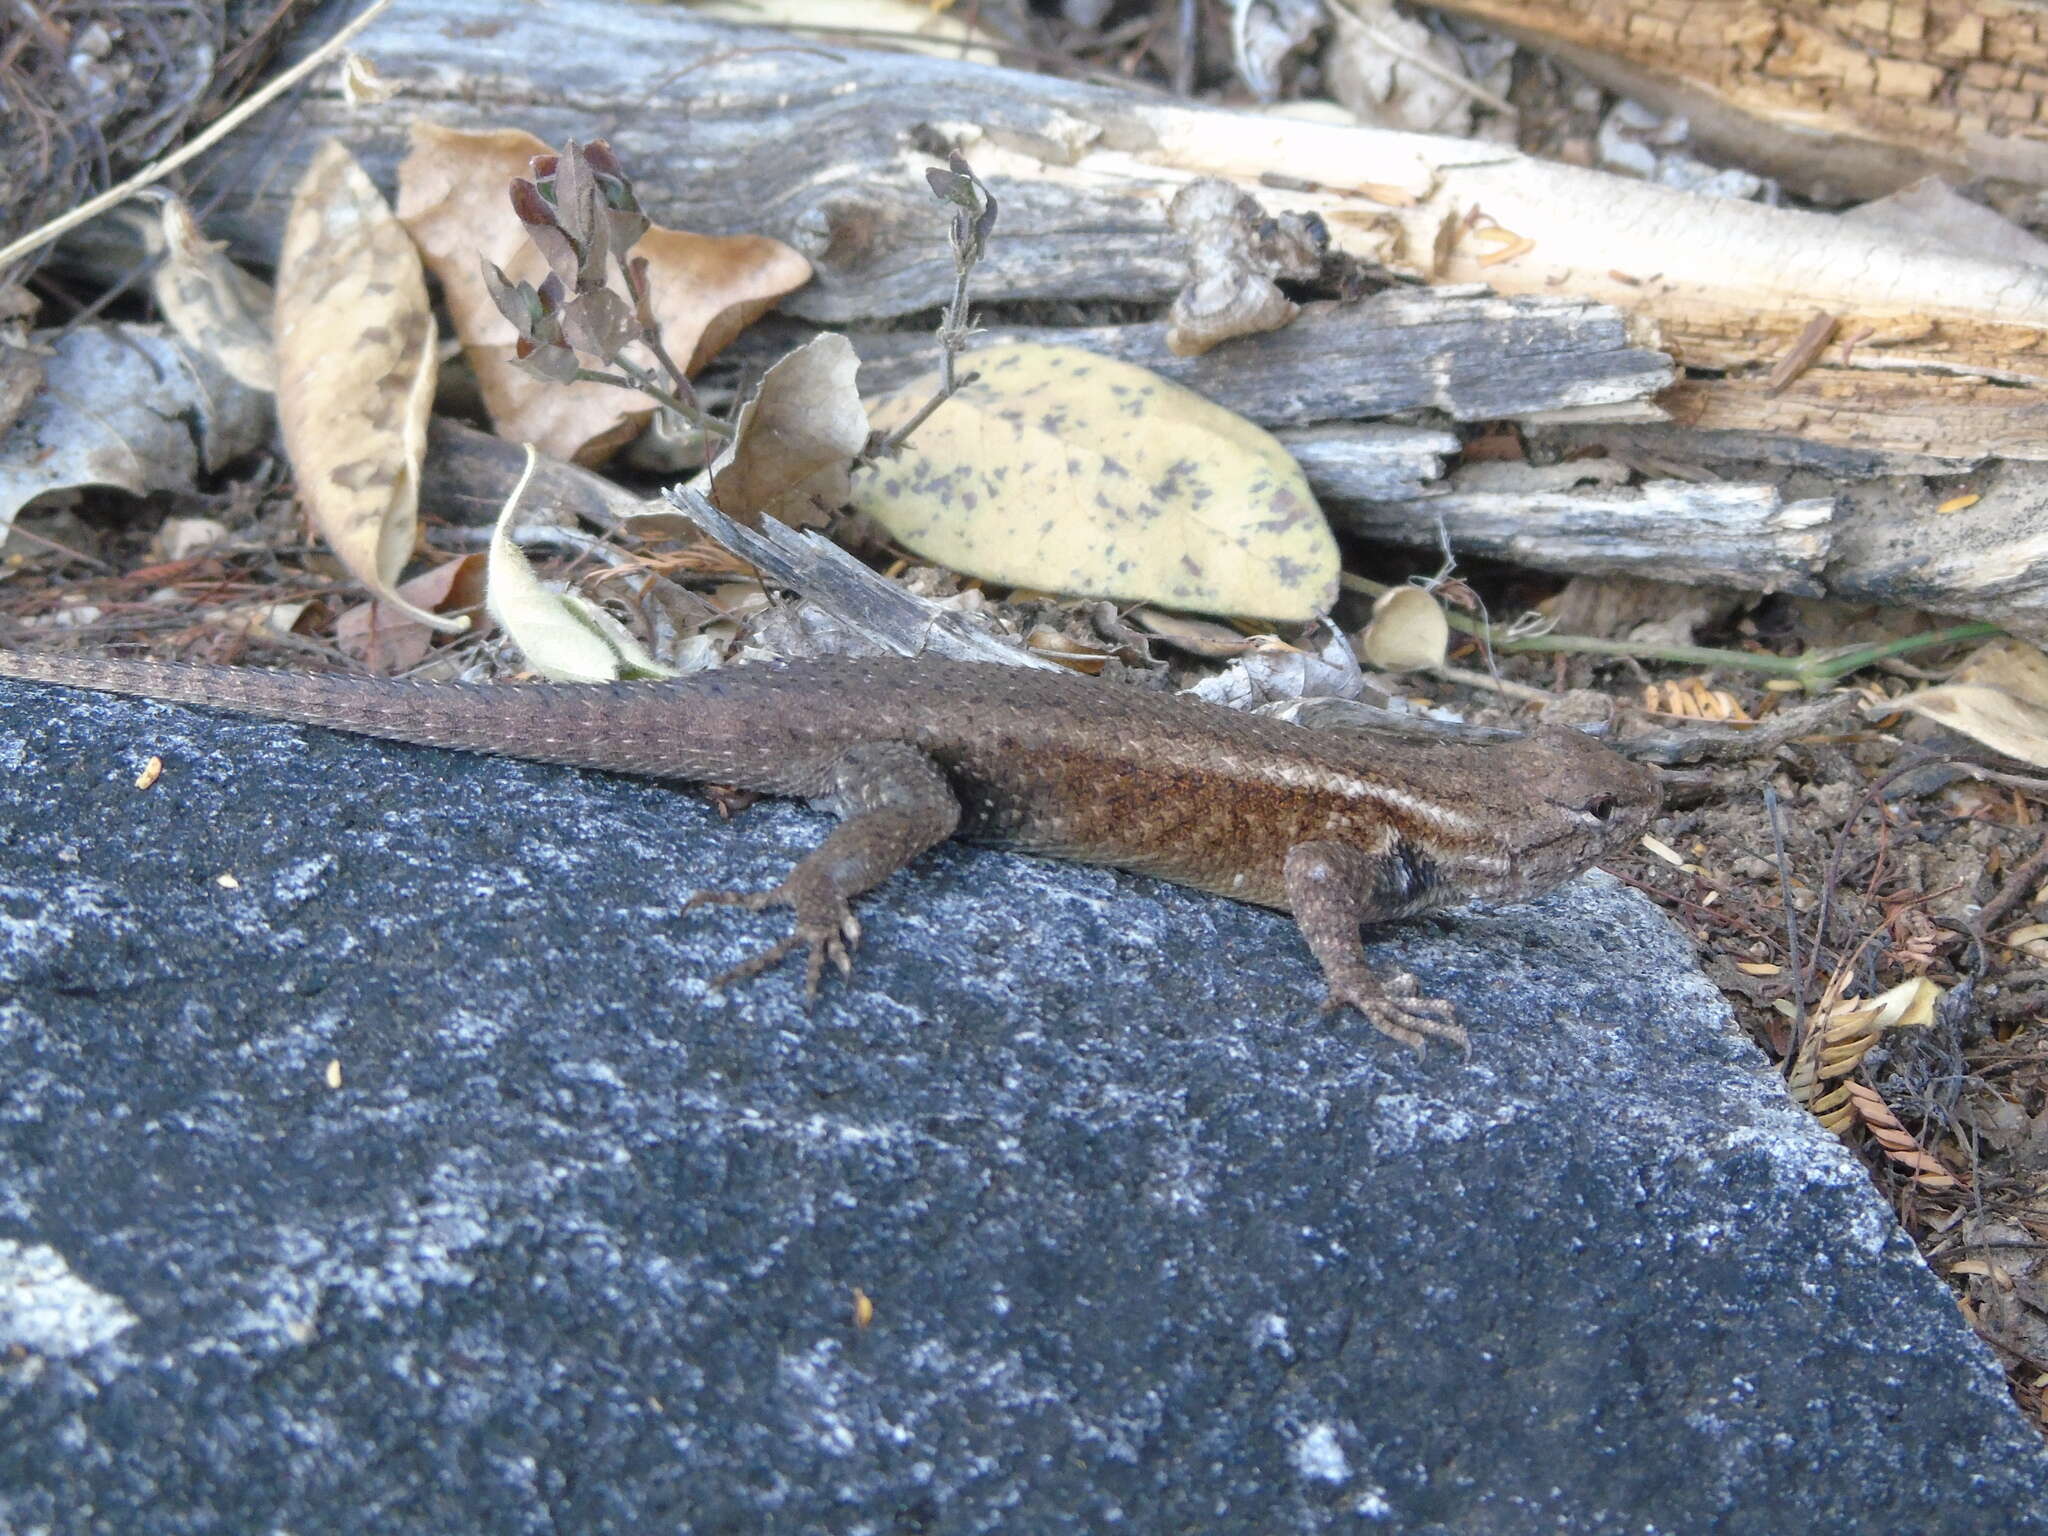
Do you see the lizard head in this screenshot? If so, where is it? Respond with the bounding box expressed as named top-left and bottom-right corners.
top-left (1455, 725), bottom-right (1662, 903)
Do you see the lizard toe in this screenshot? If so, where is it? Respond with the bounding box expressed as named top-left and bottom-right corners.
top-left (683, 884), bottom-right (778, 915)
top-left (710, 932), bottom-right (800, 992)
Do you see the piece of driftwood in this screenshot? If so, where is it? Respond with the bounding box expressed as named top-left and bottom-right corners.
top-left (1813, 462), bottom-right (2048, 642)
top-left (201, 0), bottom-right (2048, 468)
top-left (1430, 0), bottom-right (2048, 202)
top-left (1340, 471), bottom-right (1833, 595)
top-left (1276, 424), bottom-right (1461, 504)
top-left (1527, 422), bottom-right (1981, 481)
top-left (815, 289), bottom-right (1672, 424)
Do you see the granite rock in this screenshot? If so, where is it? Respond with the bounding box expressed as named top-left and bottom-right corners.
top-left (1, 678), bottom-right (2042, 1533)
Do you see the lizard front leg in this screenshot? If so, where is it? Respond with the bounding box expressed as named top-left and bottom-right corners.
top-left (685, 741), bottom-right (961, 1000)
top-left (1283, 840), bottom-right (1467, 1054)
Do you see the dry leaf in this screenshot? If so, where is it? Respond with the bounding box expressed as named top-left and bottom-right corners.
top-left (1358, 586), bottom-right (1449, 671)
top-left (1894, 637), bottom-right (2048, 767)
top-left (853, 343), bottom-right (1339, 621)
top-left (397, 123), bottom-right (811, 465)
top-left (0, 324), bottom-right (268, 533)
top-left (1324, 0), bottom-right (1493, 135)
top-left (340, 52), bottom-right (398, 106)
top-left (486, 445), bottom-right (675, 681)
top-left (1185, 627), bottom-right (1363, 708)
top-left (1129, 607), bottom-right (1260, 659)
top-left (703, 333), bottom-right (868, 529)
top-left (148, 194), bottom-right (276, 391)
top-left (334, 553), bottom-right (485, 671)
top-left (275, 140), bottom-right (454, 632)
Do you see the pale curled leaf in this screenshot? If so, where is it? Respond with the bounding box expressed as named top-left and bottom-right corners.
top-left (705, 333), bottom-right (868, 529)
top-left (339, 52), bottom-right (399, 106)
top-left (1894, 637), bottom-right (2048, 767)
top-left (150, 194), bottom-right (276, 390)
top-left (275, 140), bottom-right (458, 632)
top-left (486, 444), bottom-right (675, 681)
top-left (396, 123), bottom-right (812, 465)
top-left (1359, 586), bottom-right (1449, 671)
top-left (852, 343), bottom-right (1339, 622)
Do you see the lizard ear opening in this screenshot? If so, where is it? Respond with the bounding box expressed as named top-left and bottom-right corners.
top-left (1583, 793), bottom-right (1618, 823)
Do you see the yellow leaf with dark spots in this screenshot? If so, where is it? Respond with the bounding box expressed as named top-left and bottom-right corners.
top-left (852, 343), bottom-right (1338, 622)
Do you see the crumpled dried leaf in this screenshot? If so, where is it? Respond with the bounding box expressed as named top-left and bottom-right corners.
top-left (275, 141), bottom-right (454, 631)
top-left (486, 445), bottom-right (675, 682)
top-left (1184, 626), bottom-right (1364, 708)
top-left (703, 333), bottom-right (868, 529)
top-left (147, 192), bottom-right (275, 390)
top-left (1324, 0), bottom-right (1495, 136)
top-left (1165, 179), bottom-right (1322, 358)
top-left (852, 342), bottom-right (1339, 621)
top-left (1358, 585), bottom-right (1449, 671)
top-left (0, 323), bottom-right (269, 533)
top-left (1894, 637), bottom-right (2048, 767)
top-left (397, 123), bottom-right (811, 465)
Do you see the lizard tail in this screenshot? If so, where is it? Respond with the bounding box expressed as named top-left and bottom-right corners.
top-left (0, 650), bottom-right (692, 779)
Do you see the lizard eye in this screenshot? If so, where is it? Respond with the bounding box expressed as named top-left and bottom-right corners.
top-left (1583, 793), bottom-right (1617, 823)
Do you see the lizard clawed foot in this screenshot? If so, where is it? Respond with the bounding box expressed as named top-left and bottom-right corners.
top-left (684, 873), bottom-right (862, 1003)
top-left (1322, 968), bottom-right (1468, 1056)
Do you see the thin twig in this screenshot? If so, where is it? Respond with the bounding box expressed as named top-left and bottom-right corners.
top-left (1765, 785), bottom-right (1809, 1061)
top-left (572, 364), bottom-right (731, 441)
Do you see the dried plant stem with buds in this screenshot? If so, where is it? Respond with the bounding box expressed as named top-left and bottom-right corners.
top-left (876, 151), bottom-right (999, 457)
top-left (480, 139), bottom-right (729, 443)
top-left (482, 140), bottom-right (998, 468)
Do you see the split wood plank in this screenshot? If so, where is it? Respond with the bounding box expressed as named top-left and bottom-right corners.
top-left (1429, 0), bottom-right (2048, 202)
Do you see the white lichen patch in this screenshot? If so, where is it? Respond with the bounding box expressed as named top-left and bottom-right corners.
top-left (854, 343), bottom-right (1339, 620)
top-left (0, 1239), bottom-right (138, 1357)
top-left (1292, 1420), bottom-right (1352, 1483)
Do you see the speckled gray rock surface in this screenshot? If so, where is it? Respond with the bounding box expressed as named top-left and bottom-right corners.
top-left (2, 677), bottom-right (2043, 1534)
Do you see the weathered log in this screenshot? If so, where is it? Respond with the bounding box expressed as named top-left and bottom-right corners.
top-left (1825, 459), bottom-right (2048, 640)
top-left (1277, 424), bottom-right (1461, 504)
top-left (164, 0), bottom-right (2043, 629)
top-left (1337, 464), bottom-right (1832, 595)
top-left (202, 0), bottom-right (2048, 469)
top-left (787, 290), bottom-right (1673, 425)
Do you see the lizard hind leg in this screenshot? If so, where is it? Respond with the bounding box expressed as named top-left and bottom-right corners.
top-left (684, 741), bottom-right (963, 1003)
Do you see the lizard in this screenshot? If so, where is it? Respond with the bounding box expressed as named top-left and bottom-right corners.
top-left (0, 650), bottom-right (1661, 1051)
